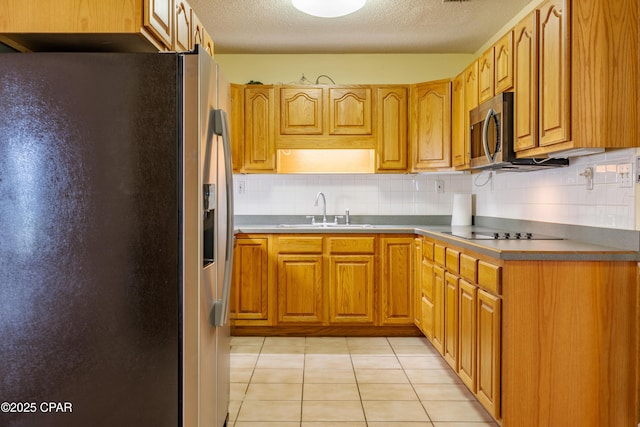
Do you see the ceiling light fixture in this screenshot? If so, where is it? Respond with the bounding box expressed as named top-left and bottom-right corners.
top-left (291, 0), bottom-right (366, 18)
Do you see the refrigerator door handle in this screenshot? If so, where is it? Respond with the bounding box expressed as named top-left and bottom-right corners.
top-left (210, 108), bottom-right (235, 327)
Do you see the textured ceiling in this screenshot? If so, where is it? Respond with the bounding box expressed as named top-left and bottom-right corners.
top-left (188, 0), bottom-right (533, 54)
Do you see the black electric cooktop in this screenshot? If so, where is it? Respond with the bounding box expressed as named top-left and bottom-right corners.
top-left (443, 230), bottom-right (563, 240)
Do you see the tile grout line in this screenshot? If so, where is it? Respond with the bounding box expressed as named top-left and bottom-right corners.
top-left (388, 337), bottom-right (435, 425)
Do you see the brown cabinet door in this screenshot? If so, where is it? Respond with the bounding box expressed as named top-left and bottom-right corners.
top-left (231, 237), bottom-right (270, 323)
top-left (458, 279), bottom-right (477, 391)
top-left (328, 87), bottom-right (372, 135)
top-left (380, 237), bottom-right (414, 325)
top-left (376, 86), bottom-right (408, 172)
top-left (410, 80), bottom-right (452, 170)
top-left (463, 61), bottom-right (479, 166)
top-left (451, 73), bottom-right (465, 168)
top-left (244, 86), bottom-right (276, 172)
top-left (413, 238), bottom-right (423, 327)
top-left (145, 0), bottom-right (173, 49)
top-left (420, 257), bottom-right (435, 339)
top-left (514, 10), bottom-right (539, 152)
top-left (279, 87), bottom-right (324, 135)
top-left (277, 254), bottom-right (323, 324)
top-left (230, 84), bottom-right (245, 172)
top-left (444, 272), bottom-right (459, 370)
top-left (538, 0), bottom-right (571, 147)
top-left (173, 0), bottom-right (191, 52)
top-left (478, 49), bottom-right (494, 103)
top-left (494, 31), bottom-right (514, 94)
top-left (328, 255), bottom-right (376, 324)
top-left (432, 265), bottom-right (446, 355)
top-left (477, 289), bottom-right (501, 419)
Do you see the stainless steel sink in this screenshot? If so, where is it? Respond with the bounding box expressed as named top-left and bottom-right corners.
top-left (276, 223), bottom-right (373, 229)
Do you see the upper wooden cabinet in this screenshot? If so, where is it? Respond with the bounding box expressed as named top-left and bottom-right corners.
top-left (513, 10), bottom-right (539, 152)
top-left (192, 12), bottom-right (214, 56)
top-left (538, 0), bottom-right (570, 148)
top-left (146, 0), bottom-right (172, 49)
top-left (478, 31), bottom-right (514, 104)
top-left (375, 86), bottom-right (409, 172)
top-left (232, 84), bottom-right (409, 173)
top-left (329, 87), bottom-right (372, 135)
top-left (451, 72), bottom-right (466, 168)
top-left (275, 85), bottom-right (375, 149)
top-left (478, 50), bottom-right (494, 104)
top-left (174, 0), bottom-right (191, 52)
top-left (494, 31), bottom-right (514, 94)
top-left (243, 85), bottom-right (277, 173)
top-left (515, 0), bottom-right (638, 157)
top-left (0, 0), bottom-right (213, 53)
top-left (278, 87), bottom-right (324, 135)
top-left (453, 61), bottom-right (479, 170)
top-left (410, 79), bottom-right (452, 171)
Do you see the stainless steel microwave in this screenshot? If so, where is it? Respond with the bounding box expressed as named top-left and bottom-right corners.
top-left (469, 92), bottom-right (568, 171)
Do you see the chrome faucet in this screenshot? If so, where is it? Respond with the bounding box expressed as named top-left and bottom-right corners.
top-left (314, 192), bottom-right (327, 224)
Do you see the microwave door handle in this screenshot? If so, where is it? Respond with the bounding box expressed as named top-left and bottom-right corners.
top-left (482, 108), bottom-right (496, 163)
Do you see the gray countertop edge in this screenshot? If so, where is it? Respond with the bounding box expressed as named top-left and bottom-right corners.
top-left (234, 223), bottom-right (640, 262)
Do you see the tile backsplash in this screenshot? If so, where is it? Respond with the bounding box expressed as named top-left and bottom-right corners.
top-left (233, 148), bottom-right (638, 230)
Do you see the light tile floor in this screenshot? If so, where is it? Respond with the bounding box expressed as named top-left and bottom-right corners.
top-left (229, 336), bottom-right (498, 427)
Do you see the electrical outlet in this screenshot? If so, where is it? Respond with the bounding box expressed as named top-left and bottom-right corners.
top-left (238, 180), bottom-right (246, 194)
top-left (617, 163), bottom-right (633, 188)
top-left (435, 180), bottom-right (444, 193)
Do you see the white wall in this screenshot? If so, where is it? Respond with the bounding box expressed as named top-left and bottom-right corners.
top-left (234, 148), bottom-right (638, 230)
top-left (473, 149), bottom-right (638, 230)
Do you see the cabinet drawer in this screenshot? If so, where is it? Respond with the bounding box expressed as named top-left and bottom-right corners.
top-left (446, 248), bottom-right (460, 274)
top-left (328, 236), bottom-right (375, 254)
top-left (460, 254), bottom-right (477, 283)
top-left (478, 261), bottom-right (501, 294)
top-left (276, 236), bottom-right (323, 253)
top-left (422, 239), bottom-right (434, 261)
top-left (434, 244), bottom-right (446, 267)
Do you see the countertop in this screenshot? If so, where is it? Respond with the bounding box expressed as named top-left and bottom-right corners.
top-left (235, 219), bottom-right (640, 262)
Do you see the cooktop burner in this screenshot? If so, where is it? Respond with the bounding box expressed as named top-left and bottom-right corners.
top-left (444, 230), bottom-right (563, 240)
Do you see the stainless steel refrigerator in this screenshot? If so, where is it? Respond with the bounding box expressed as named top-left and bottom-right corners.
top-left (0, 49), bottom-right (234, 427)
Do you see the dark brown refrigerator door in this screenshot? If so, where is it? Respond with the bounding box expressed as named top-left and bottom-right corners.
top-left (0, 53), bottom-right (180, 426)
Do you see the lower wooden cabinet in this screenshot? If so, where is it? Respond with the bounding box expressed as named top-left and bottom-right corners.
top-left (231, 233), bottom-right (416, 330)
top-left (432, 264), bottom-right (446, 355)
top-left (230, 237), bottom-right (272, 325)
top-left (416, 236), bottom-right (502, 420)
top-left (444, 272), bottom-right (459, 370)
top-left (277, 254), bottom-right (324, 323)
top-left (477, 289), bottom-right (501, 419)
top-left (275, 236), bottom-right (324, 324)
top-left (328, 236), bottom-right (376, 324)
top-left (458, 279), bottom-right (478, 391)
top-left (380, 237), bottom-right (414, 325)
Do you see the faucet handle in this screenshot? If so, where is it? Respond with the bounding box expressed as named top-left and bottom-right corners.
top-left (333, 215), bottom-right (344, 224)
top-left (305, 215), bottom-right (316, 224)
